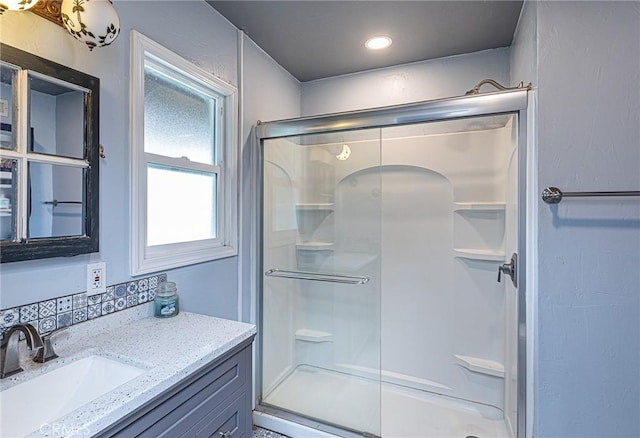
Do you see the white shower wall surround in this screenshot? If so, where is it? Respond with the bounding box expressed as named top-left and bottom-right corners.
top-left (379, 123), bottom-right (514, 408)
top-left (262, 115), bottom-right (518, 436)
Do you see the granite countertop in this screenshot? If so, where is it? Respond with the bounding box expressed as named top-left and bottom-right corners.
top-left (0, 304), bottom-right (256, 437)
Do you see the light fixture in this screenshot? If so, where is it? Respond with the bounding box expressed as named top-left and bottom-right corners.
top-left (0, 0), bottom-right (39, 13)
top-left (365, 36), bottom-right (392, 50)
top-left (60, 0), bottom-right (120, 50)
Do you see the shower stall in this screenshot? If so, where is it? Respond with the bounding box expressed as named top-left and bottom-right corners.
top-left (254, 89), bottom-right (528, 438)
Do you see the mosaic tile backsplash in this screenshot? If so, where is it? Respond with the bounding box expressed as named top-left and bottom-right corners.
top-left (0, 273), bottom-right (167, 337)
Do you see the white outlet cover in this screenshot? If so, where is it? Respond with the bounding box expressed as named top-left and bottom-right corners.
top-left (87, 262), bottom-right (106, 296)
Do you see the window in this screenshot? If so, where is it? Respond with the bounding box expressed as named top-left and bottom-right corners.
top-left (130, 32), bottom-right (237, 275)
top-left (0, 44), bottom-right (100, 263)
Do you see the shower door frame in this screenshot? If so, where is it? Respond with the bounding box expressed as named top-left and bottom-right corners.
top-left (254, 89), bottom-right (530, 438)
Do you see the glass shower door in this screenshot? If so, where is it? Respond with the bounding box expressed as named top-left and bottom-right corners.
top-left (260, 129), bottom-right (382, 436)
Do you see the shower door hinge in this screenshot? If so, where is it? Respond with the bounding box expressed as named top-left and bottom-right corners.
top-left (497, 252), bottom-right (518, 288)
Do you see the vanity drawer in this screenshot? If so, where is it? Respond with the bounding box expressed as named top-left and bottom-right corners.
top-left (100, 339), bottom-right (253, 438)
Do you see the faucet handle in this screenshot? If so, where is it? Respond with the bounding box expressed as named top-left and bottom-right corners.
top-left (33, 327), bottom-right (68, 363)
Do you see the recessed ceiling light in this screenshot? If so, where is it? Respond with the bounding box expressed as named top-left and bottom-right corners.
top-left (336, 144), bottom-right (351, 161)
top-left (365, 36), bottom-right (392, 50)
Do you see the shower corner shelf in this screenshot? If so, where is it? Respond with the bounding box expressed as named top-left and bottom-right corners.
top-left (453, 248), bottom-right (505, 261)
top-left (453, 202), bottom-right (505, 212)
top-left (296, 242), bottom-right (334, 251)
top-left (454, 354), bottom-right (505, 378)
top-left (295, 329), bottom-right (334, 343)
top-left (295, 203), bottom-right (335, 211)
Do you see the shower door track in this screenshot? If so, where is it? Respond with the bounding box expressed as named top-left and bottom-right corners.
top-left (256, 89), bottom-right (527, 139)
top-left (256, 403), bottom-right (378, 438)
top-left (254, 87), bottom-right (530, 438)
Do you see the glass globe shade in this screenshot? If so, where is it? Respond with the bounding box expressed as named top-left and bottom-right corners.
top-left (0, 0), bottom-right (39, 12)
top-left (61, 0), bottom-right (120, 50)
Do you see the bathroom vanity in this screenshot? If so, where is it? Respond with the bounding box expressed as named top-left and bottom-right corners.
top-left (0, 307), bottom-right (256, 437)
top-left (98, 336), bottom-right (253, 437)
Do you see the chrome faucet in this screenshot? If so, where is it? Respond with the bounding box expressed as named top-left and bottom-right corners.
top-left (0, 323), bottom-right (43, 378)
top-left (33, 327), bottom-right (67, 363)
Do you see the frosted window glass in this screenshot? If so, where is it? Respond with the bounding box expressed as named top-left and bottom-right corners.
top-left (144, 67), bottom-right (215, 165)
top-left (147, 164), bottom-right (217, 246)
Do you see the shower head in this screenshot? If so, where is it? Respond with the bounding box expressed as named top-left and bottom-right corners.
top-left (465, 79), bottom-right (530, 95)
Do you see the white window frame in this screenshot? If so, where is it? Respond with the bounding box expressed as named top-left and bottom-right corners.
top-left (130, 31), bottom-right (238, 275)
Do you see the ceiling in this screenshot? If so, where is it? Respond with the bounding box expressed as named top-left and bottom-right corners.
top-left (207, 1), bottom-right (524, 82)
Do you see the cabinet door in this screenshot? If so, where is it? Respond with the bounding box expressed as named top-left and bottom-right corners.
top-left (144, 349), bottom-right (248, 437)
top-left (191, 390), bottom-right (249, 438)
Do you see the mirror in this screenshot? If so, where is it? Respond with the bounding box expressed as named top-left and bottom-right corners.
top-left (0, 43), bottom-right (99, 262)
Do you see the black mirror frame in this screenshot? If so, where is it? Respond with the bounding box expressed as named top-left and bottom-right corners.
top-left (0, 43), bottom-right (99, 262)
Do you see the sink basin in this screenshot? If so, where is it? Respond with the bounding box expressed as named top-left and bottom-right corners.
top-left (0, 355), bottom-right (145, 437)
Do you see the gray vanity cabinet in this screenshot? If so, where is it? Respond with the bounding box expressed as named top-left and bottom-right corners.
top-left (97, 336), bottom-right (255, 438)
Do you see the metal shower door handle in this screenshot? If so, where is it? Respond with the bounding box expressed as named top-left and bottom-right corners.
top-left (497, 252), bottom-right (517, 287)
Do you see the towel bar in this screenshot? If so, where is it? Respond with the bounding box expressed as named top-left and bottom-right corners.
top-left (541, 186), bottom-right (640, 204)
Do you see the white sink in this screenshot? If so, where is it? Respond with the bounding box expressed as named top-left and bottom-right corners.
top-left (0, 355), bottom-right (145, 437)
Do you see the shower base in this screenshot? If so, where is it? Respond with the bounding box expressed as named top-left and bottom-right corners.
top-left (260, 365), bottom-right (510, 438)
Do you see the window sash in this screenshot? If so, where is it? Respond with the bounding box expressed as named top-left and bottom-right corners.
top-left (144, 152), bottom-right (221, 174)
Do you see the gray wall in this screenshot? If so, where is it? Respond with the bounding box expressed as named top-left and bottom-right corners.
top-left (531, 1), bottom-right (640, 436)
top-left (0, 2), bottom-right (300, 321)
top-left (239, 36), bottom-right (301, 322)
top-left (301, 47), bottom-right (510, 116)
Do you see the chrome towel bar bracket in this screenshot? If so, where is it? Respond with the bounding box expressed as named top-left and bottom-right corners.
top-left (541, 186), bottom-right (640, 204)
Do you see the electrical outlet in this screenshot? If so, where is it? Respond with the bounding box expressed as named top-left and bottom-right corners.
top-left (87, 262), bottom-right (106, 296)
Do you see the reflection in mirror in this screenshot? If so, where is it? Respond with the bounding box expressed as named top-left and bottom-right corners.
top-left (0, 123), bottom-right (12, 151)
top-left (0, 63), bottom-right (17, 151)
top-left (28, 162), bottom-right (84, 238)
top-left (0, 159), bottom-right (16, 241)
top-left (28, 73), bottom-right (86, 159)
